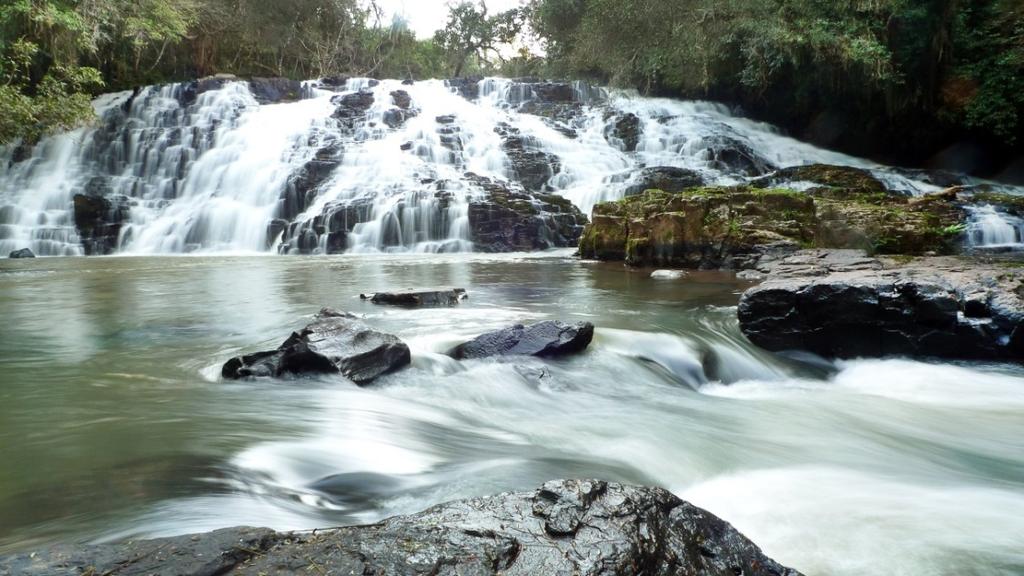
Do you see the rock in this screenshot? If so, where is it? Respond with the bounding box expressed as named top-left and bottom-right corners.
top-left (390, 90), bottom-right (412, 109)
top-left (446, 77), bottom-right (482, 100)
top-left (752, 163), bottom-right (888, 195)
top-left (383, 108), bottom-right (416, 128)
top-left (605, 112), bottom-right (641, 152)
top-left (529, 82), bottom-right (575, 102)
top-left (495, 122), bottom-right (561, 192)
top-left (365, 288), bottom-right (467, 307)
top-left (247, 77), bottom-right (303, 104)
top-left (73, 193), bottom-right (131, 255)
top-left (736, 269), bottom-right (766, 281)
top-left (465, 173), bottom-right (588, 252)
top-left (624, 166), bottom-right (705, 196)
top-left (435, 114), bottom-right (457, 124)
top-left (451, 320), bottom-right (595, 359)
top-left (651, 269), bottom-right (687, 279)
top-left (222, 308), bottom-right (411, 384)
top-left (702, 134), bottom-right (776, 176)
top-left (8, 248), bottom-right (35, 258)
top-left (738, 251), bottom-right (1024, 361)
top-left (579, 185), bottom-right (965, 268)
top-left (0, 480), bottom-right (802, 576)
top-left (332, 90), bottom-right (375, 129)
top-left (195, 73), bottom-right (239, 96)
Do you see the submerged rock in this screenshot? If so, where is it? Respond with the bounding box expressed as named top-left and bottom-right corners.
top-left (8, 248), bottom-right (35, 258)
top-left (0, 479), bottom-right (802, 576)
top-left (651, 269), bottom-right (687, 279)
top-left (364, 288), bottom-right (467, 307)
top-left (738, 251), bottom-right (1024, 361)
top-left (222, 308), bottom-right (410, 384)
top-left (451, 320), bottom-right (595, 359)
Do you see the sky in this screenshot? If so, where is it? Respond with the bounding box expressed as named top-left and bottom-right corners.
top-left (371, 0), bottom-right (527, 39)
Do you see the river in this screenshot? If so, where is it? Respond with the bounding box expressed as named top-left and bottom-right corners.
top-left (1, 251), bottom-right (1022, 575)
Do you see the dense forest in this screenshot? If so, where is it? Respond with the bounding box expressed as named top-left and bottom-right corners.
top-left (1, 0), bottom-right (1022, 175)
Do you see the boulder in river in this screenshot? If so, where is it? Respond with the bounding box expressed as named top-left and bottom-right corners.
top-left (738, 250), bottom-right (1024, 361)
top-left (364, 288), bottom-right (467, 307)
top-left (222, 308), bottom-right (411, 384)
top-left (451, 320), bottom-right (595, 359)
top-left (0, 479), bottom-right (802, 576)
top-left (8, 248), bottom-right (34, 258)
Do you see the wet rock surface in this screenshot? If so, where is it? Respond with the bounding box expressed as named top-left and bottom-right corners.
top-left (624, 166), bottom-right (706, 196)
top-left (247, 77), bottom-right (303, 104)
top-left (222, 308), bottom-right (411, 384)
top-left (365, 288), bottom-right (467, 307)
top-left (8, 248), bottom-right (35, 258)
top-left (466, 173), bottom-right (588, 252)
top-left (738, 250), bottom-right (1024, 361)
top-left (451, 321), bottom-right (595, 359)
top-left (0, 479), bottom-right (802, 576)
top-left (72, 193), bottom-right (131, 255)
top-left (606, 112), bottom-right (641, 151)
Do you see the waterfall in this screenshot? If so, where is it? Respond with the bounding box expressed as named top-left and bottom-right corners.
top-left (967, 205), bottom-right (1024, 248)
top-left (3, 75), bottom-right (1022, 256)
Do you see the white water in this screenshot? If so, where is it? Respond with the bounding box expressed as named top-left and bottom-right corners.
top-left (967, 204), bottom-right (1024, 248)
top-left (5, 76), bottom-right (1005, 256)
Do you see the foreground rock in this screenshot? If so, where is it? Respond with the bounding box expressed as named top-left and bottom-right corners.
top-left (738, 250), bottom-right (1024, 360)
top-left (364, 288), bottom-right (467, 307)
top-left (0, 479), bottom-right (802, 576)
top-left (451, 321), bottom-right (594, 359)
top-left (222, 308), bottom-right (410, 384)
top-left (8, 248), bottom-right (34, 258)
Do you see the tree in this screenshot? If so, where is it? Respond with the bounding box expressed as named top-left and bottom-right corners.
top-left (434, 1), bottom-right (524, 76)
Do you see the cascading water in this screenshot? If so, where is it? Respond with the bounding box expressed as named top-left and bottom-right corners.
top-left (966, 205), bottom-right (1024, 248)
top-left (3, 75), bottom-right (1022, 256)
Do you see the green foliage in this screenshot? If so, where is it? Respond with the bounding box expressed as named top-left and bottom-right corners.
top-left (434, 1), bottom-right (525, 76)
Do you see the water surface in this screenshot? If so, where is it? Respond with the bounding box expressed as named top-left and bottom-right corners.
top-left (1, 252), bottom-right (1022, 576)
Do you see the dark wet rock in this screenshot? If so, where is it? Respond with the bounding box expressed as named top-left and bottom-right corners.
top-left (222, 308), bottom-right (411, 384)
top-left (451, 320), bottom-right (595, 359)
top-left (446, 76), bottom-right (482, 100)
top-left (364, 288), bottom-right (467, 307)
top-left (496, 123), bottom-right (561, 192)
top-left (624, 166), bottom-right (705, 196)
top-left (320, 75), bottom-right (349, 88)
top-left (332, 90), bottom-right (375, 129)
top-left (248, 77), bottom-right (303, 104)
top-left (390, 90), bottom-right (412, 110)
top-left (8, 248), bottom-right (35, 259)
top-left (738, 251), bottom-right (1024, 361)
top-left (530, 82), bottom-right (575, 103)
top-left (752, 163), bottom-right (889, 195)
top-left (383, 108), bottom-right (416, 128)
top-left (279, 156), bottom-right (339, 222)
top-left (435, 114), bottom-right (457, 124)
top-left (73, 193), bottom-right (131, 255)
top-left (465, 173), bottom-right (588, 252)
top-left (606, 112), bottom-right (641, 152)
top-left (400, 141), bottom-right (413, 151)
top-left (0, 479), bottom-right (801, 576)
top-left (195, 74), bottom-right (238, 96)
top-left (266, 218), bottom-right (288, 248)
top-left (702, 135), bottom-right (776, 176)
top-left (402, 78), bottom-right (415, 86)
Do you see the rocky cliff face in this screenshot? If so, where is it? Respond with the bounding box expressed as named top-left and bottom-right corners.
top-left (0, 479), bottom-right (803, 576)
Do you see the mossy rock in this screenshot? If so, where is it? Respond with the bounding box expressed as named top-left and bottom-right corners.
top-left (752, 164), bottom-right (888, 196)
top-left (580, 183), bottom-right (967, 268)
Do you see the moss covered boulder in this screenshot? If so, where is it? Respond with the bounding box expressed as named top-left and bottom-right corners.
top-left (579, 185), bottom-right (966, 268)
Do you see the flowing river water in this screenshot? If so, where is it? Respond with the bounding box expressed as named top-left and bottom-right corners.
top-left (1, 252), bottom-right (1023, 575)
